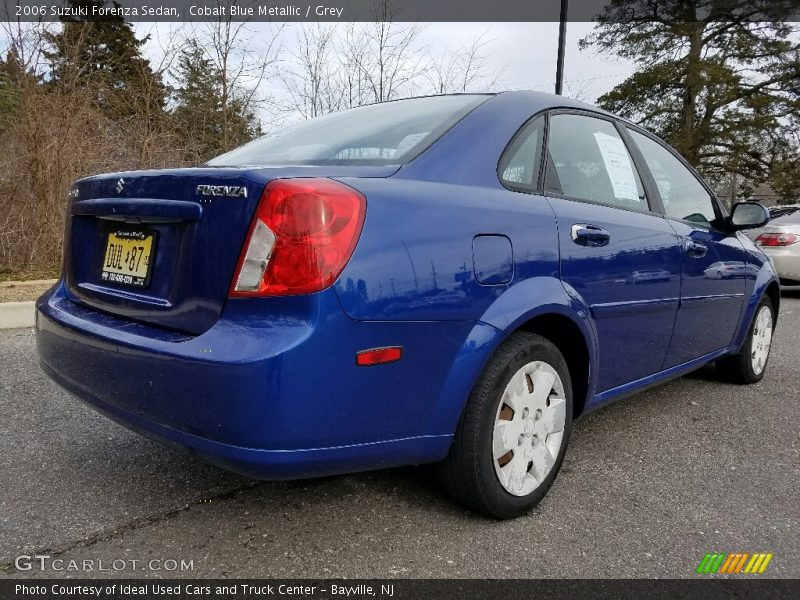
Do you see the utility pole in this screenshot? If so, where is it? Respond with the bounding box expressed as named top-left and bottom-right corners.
top-left (555, 0), bottom-right (568, 95)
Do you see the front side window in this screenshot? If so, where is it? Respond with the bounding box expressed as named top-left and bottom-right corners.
top-left (628, 129), bottom-right (718, 226)
top-left (544, 114), bottom-right (647, 211)
top-left (207, 94), bottom-right (491, 167)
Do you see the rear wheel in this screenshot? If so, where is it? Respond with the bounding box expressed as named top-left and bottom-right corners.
top-left (437, 332), bottom-right (573, 519)
top-left (717, 296), bottom-right (775, 384)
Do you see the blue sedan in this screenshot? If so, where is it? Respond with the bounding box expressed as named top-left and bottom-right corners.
top-left (37, 92), bottom-right (779, 518)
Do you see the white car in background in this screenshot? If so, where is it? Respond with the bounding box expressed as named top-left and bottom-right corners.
top-left (748, 204), bottom-right (800, 287)
top-left (704, 261), bottom-right (747, 280)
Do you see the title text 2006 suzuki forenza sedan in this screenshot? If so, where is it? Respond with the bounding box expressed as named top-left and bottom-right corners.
top-left (37, 92), bottom-right (778, 518)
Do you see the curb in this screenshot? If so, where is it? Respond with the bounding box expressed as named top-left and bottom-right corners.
top-left (0, 301), bottom-right (35, 330)
top-left (0, 278), bottom-right (57, 288)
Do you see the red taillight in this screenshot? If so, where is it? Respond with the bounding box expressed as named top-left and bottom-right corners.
top-left (230, 178), bottom-right (366, 297)
top-left (755, 233), bottom-right (799, 247)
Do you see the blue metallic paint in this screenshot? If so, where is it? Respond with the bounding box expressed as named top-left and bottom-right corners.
top-left (545, 197), bottom-right (683, 391)
top-left (67, 166), bottom-right (397, 335)
top-left (38, 283), bottom-right (471, 476)
top-left (730, 243), bottom-right (780, 353)
top-left (472, 235), bottom-right (514, 285)
top-left (36, 91), bottom-right (779, 481)
top-left (661, 220), bottom-right (748, 367)
top-left (591, 347), bottom-right (732, 408)
top-left (332, 180), bottom-right (559, 322)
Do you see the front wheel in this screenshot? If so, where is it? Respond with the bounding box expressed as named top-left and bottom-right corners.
top-left (437, 332), bottom-right (573, 519)
top-left (717, 296), bottom-right (775, 384)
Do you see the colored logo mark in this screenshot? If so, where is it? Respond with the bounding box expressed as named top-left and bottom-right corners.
top-left (696, 552), bottom-right (773, 574)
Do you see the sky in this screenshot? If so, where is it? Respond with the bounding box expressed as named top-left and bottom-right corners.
top-left (414, 22), bottom-right (635, 99)
top-left (0, 20), bottom-right (637, 126)
top-left (128, 21), bottom-right (636, 121)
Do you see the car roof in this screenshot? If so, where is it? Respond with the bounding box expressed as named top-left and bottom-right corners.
top-left (494, 90), bottom-right (617, 118)
top-left (397, 90), bottom-right (618, 121)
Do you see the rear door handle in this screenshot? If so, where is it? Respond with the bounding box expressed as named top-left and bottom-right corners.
top-left (571, 224), bottom-right (610, 247)
top-left (685, 240), bottom-right (708, 258)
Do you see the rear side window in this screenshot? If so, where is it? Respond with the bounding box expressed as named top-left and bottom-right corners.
top-left (207, 95), bottom-right (490, 167)
top-left (628, 129), bottom-right (718, 226)
top-left (544, 114), bottom-right (648, 211)
top-left (499, 117), bottom-right (544, 189)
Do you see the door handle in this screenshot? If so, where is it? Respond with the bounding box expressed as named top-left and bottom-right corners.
top-left (685, 240), bottom-right (708, 258)
top-left (571, 224), bottom-right (610, 247)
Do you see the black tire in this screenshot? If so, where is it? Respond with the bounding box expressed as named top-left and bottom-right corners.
top-left (716, 295), bottom-right (775, 384)
top-left (437, 332), bottom-right (573, 519)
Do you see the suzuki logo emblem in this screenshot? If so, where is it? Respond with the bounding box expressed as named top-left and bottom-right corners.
top-left (115, 178), bottom-right (126, 194)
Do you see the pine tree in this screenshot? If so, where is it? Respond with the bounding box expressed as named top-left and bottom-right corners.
top-left (172, 39), bottom-right (223, 161)
top-left (581, 0), bottom-right (800, 201)
top-left (43, 0), bottom-right (166, 119)
top-left (0, 51), bottom-right (41, 131)
top-left (172, 38), bottom-right (261, 163)
top-left (0, 56), bottom-right (18, 127)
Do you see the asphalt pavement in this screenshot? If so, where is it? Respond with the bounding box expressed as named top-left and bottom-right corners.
top-left (1, 294), bottom-right (798, 579)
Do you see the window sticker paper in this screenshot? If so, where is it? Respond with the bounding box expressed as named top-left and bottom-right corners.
top-left (593, 132), bottom-right (640, 202)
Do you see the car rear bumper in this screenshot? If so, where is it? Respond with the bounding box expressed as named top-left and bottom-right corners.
top-left (36, 283), bottom-right (462, 479)
top-left (762, 247), bottom-right (800, 282)
top-left (38, 356), bottom-right (448, 479)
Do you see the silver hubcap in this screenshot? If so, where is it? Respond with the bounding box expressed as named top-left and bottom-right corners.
top-left (751, 305), bottom-right (773, 376)
top-left (492, 361), bottom-right (566, 497)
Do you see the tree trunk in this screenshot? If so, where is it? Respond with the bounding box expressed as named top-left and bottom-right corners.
top-left (678, 17), bottom-right (706, 165)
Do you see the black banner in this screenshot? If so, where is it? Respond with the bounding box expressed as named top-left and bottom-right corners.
top-left (1, 0), bottom-right (799, 23)
top-left (1, 579), bottom-right (799, 600)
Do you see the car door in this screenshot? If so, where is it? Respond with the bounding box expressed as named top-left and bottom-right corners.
top-left (625, 128), bottom-right (747, 367)
top-left (539, 112), bottom-right (683, 393)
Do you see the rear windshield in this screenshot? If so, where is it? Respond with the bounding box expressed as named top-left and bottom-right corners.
top-left (769, 205), bottom-right (800, 224)
top-left (207, 94), bottom-right (491, 167)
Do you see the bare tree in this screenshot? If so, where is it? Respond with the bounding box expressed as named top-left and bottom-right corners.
top-left (336, 23), bottom-right (374, 109)
top-left (282, 24), bottom-right (339, 118)
top-left (284, 2), bottom-right (430, 119)
top-left (425, 31), bottom-right (505, 94)
top-left (123, 24), bottom-right (187, 168)
top-left (344, 1), bottom-right (427, 104)
top-left (0, 18), bottom-right (49, 77)
top-left (200, 2), bottom-right (282, 150)
top-left (0, 22), bottom-right (108, 274)
top-left (0, 20), bottom-right (184, 276)
top-left (563, 80), bottom-right (593, 103)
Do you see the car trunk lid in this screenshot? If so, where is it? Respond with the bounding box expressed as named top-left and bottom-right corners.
top-left (64, 165), bottom-right (396, 334)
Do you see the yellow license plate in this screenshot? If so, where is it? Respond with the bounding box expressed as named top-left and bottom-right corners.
top-left (101, 231), bottom-right (156, 288)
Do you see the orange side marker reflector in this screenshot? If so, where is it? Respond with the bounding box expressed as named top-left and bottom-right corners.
top-left (356, 346), bottom-right (403, 366)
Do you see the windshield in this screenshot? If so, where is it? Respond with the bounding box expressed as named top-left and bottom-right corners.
top-left (207, 95), bottom-right (491, 167)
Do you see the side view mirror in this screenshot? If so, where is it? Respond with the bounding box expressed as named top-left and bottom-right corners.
top-left (729, 201), bottom-right (769, 231)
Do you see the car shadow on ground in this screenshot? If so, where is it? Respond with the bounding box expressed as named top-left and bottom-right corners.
top-left (684, 363), bottom-right (724, 382)
top-left (780, 288), bottom-right (800, 299)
